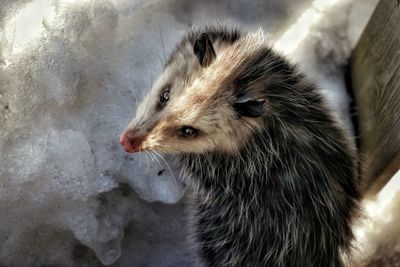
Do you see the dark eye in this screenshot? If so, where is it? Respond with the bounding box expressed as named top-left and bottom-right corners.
top-left (159, 89), bottom-right (170, 105)
top-left (181, 126), bottom-right (198, 138)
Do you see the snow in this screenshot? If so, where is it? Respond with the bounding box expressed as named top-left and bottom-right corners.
top-left (0, 0), bottom-right (381, 266)
top-left (275, 0), bottom-right (379, 134)
top-left (353, 170), bottom-right (400, 265)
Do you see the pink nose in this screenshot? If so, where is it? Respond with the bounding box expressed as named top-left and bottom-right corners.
top-left (119, 131), bottom-right (146, 153)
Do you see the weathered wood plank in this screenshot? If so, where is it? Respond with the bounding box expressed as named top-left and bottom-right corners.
top-left (351, 0), bottom-right (400, 194)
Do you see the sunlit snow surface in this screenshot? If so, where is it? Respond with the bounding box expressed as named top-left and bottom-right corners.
top-left (0, 0), bottom-right (381, 266)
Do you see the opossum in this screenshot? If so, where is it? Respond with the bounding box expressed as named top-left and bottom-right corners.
top-left (120, 26), bottom-right (360, 267)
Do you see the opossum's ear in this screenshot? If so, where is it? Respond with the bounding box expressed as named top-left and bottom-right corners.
top-left (233, 94), bottom-right (265, 118)
top-left (194, 33), bottom-right (216, 67)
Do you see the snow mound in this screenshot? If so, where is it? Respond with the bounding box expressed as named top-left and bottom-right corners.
top-left (1, 0), bottom-right (185, 265)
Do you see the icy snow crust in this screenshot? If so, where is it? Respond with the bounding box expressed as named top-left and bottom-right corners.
top-left (0, 0), bottom-right (377, 266)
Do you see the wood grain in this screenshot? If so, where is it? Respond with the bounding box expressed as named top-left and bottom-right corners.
top-left (350, 0), bottom-right (400, 195)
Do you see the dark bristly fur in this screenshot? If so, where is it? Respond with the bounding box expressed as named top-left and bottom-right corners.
top-left (178, 27), bottom-right (360, 267)
top-left (123, 25), bottom-right (360, 267)
top-left (182, 116), bottom-right (358, 266)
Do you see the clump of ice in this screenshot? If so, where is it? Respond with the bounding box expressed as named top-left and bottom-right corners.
top-left (0, 0), bottom-right (381, 266)
top-left (1, 0), bottom-right (186, 265)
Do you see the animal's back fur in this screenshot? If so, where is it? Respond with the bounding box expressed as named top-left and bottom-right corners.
top-left (178, 27), bottom-right (360, 267)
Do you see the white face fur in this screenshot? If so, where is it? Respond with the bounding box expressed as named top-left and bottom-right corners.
top-left (123, 31), bottom-right (268, 155)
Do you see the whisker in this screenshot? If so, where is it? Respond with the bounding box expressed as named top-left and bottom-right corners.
top-left (151, 150), bottom-right (176, 180)
top-left (144, 151), bottom-right (151, 175)
top-left (140, 72), bottom-right (153, 121)
top-left (142, 30), bottom-right (165, 68)
top-left (148, 148), bottom-right (162, 167)
top-left (158, 22), bottom-right (167, 65)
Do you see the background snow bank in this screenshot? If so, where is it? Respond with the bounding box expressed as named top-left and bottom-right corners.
top-left (0, 0), bottom-right (379, 266)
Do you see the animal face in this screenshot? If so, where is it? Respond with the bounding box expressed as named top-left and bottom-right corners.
top-left (120, 30), bottom-right (268, 155)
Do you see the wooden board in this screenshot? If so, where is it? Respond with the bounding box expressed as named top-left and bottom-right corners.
top-left (350, 0), bottom-right (400, 195)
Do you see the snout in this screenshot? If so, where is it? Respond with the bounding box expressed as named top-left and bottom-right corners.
top-left (119, 130), bottom-right (146, 153)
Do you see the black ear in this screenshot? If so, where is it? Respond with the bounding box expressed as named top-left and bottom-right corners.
top-left (193, 33), bottom-right (216, 67)
top-left (233, 94), bottom-right (266, 118)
